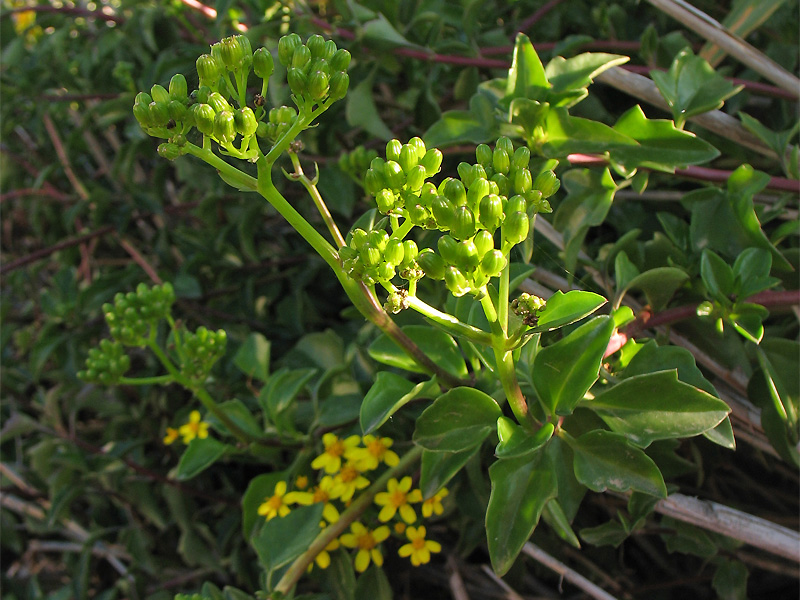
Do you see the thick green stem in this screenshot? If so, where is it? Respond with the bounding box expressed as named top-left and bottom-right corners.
top-left (390, 217), bottom-right (414, 240)
top-left (273, 445), bottom-right (424, 595)
top-left (288, 152), bottom-right (346, 247)
top-left (493, 346), bottom-right (535, 430)
top-left (118, 375), bottom-right (174, 386)
top-left (404, 294), bottom-right (493, 346)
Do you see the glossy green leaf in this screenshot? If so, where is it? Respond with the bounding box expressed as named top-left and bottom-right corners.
top-left (495, 418), bottom-right (554, 459)
top-left (368, 325), bottom-right (467, 378)
top-left (486, 453), bottom-right (557, 575)
top-left (259, 367), bottom-right (316, 418)
top-left (733, 248), bottom-right (779, 298)
top-left (233, 332), bottom-right (270, 381)
top-left (545, 52), bottom-right (629, 93)
top-left (610, 105), bottom-right (720, 172)
top-left (533, 315), bottom-right (615, 416)
top-left (614, 251), bottom-right (640, 295)
top-left (346, 75), bottom-right (394, 141)
top-left (703, 415), bottom-right (736, 450)
top-left (739, 111), bottom-right (800, 163)
top-left (354, 565), bottom-right (392, 600)
top-left (623, 340), bottom-right (716, 396)
top-left (729, 302), bottom-right (768, 344)
top-left (701, 249), bottom-right (735, 303)
top-left (579, 520), bottom-right (629, 547)
top-left (542, 107), bottom-right (638, 157)
top-left (413, 387), bottom-right (501, 452)
top-left (176, 437), bottom-right (229, 480)
top-left (572, 430), bottom-right (667, 497)
top-left (423, 92), bottom-right (497, 147)
top-left (419, 446), bottom-right (479, 499)
top-left (712, 559), bottom-right (749, 600)
top-left (530, 290), bottom-right (607, 332)
top-left (650, 48), bottom-right (743, 127)
top-left (326, 549), bottom-right (357, 600)
top-left (542, 499), bottom-right (581, 548)
top-left (618, 266), bottom-right (689, 311)
top-left (241, 472), bottom-right (285, 538)
top-left (505, 33), bottom-right (550, 100)
top-left (209, 399), bottom-right (263, 439)
top-left (588, 370), bottom-right (730, 446)
top-left (361, 373), bottom-right (437, 434)
top-left (362, 14), bottom-right (422, 50)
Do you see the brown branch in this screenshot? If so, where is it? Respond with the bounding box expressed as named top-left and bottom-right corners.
top-left (0, 188), bottom-right (72, 202)
top-left (516, 0), bottom-right (569, 35)
top-left (43, 112), bottom-right (90, 201)
top-left (0, 225), bottom-right (115, 275)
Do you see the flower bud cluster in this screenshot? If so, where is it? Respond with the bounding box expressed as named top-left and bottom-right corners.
top-left (180, 326), bottom-right (227, 382)
top-left (338, 146), bottom-right (379, 188)
top-left (278, 33), bottom-right (351, 105)
top-left (78, 339), bottom-right (130, 385)
top-left (102, 283), bottom-right (176, 347)
top-left (510, 292), bottom-right (547, 326)
top-left (258, 105), bottom-right (298, 143)
top-left (340, 229), bottom-right (422, 288)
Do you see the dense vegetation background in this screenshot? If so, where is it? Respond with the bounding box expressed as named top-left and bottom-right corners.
top-left (1, 1), bottom-right (798, 599)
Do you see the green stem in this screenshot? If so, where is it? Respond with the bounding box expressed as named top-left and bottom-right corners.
top-left (273, 445), bottom-right (424, 595)
top-left (191, 385), bottom-right (258, 446)
top-left (184, 143), bottom-right (258, 192)
top-left (390, 217), bottom-right (414, 241)
top-left (288, 152), bottom-right (346, 247)
top-left (404, 294), bottom-right (493, 347)
top-left (493, 346), bottom-right (536, 430)
top-left (119, 375), bottom-right (175, 386)
top-left (498, 261), bottom-right (510, 334)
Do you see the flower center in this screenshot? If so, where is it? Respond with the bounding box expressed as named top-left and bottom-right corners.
top-left (367, 440), bottom-right (385, 457)
top-left (357, 533), bottom-right (377, 550)
top-left (327, 440), bottom-right (345, 457)
top-left (266, 495), bottom-right (282, 510)
top-left (313, 488), bottom-right (330, 503)
top-left (339, 465), bottom-right (358, 482)
top-left (389, 490), bottom-right (407, 507)
top-left (412, 537), bottom-right (426, 550)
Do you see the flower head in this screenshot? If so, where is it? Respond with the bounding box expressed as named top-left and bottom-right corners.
top-left (178, 410), bottom-right (210, 443)
top-left (339, 521), bottom-right (390, 572)
top-left (398, 525), bottom-right (441, 566)
top-left (311, 433), bottom-right (361, 474)
top-left (257, 481), bottom-right (291, 521)
top-left (347, 435), bottom-right (399, 471)
top-left (374, 476), bottom-right (423, 524)
top-left (331, 462), bottom-right (370, 502)
top-left (422, 487), bottom-right (449, 518)
top-left (285, 475), bottom-right (341, 523)
top-left (163, 427), bottom-right (179, 445)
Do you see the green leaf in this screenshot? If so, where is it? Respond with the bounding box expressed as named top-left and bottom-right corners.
top-left (505, 33), bottom-right (550, 100)
top-left (495, 418), bottom-right (554, 459)
top-left (326, 549), bottom-right (357, 600)
top-left (541, 499), bottom-right (581, 548)
top-left (486, 453), bottom-right (557, 575)
top-left (610, 105), bottom-right (720, 173)
top-left (542, 107), bottom-right (638, 157)
top-left (623, 340), bottom-right (717, 396)
top-left (701, 248), bottom-right (735, 303)
top-left (368, 325), bottom-right (467, 379)
top-left (176, 437), bottom-right (229, 480)
top-left (571, 430), bottom-right (667, 497)
top-left (712, 559), bottom-right (749, 600)
top-left (733, 248), bottom-right (779, 298)
top-left (650, 48), bottom-right (743, 127)
top-left (729, 302), bottom-right (768, 344)
top-left (618, 266), bottom-right (689, 311)
top-left (360, 373), bottom-right (436, 434)
top-left (361, 13), bottom-right (422, 50)
top-left (419, 446), bottom-right (479, 499)
top-left (346, 74), bottom-right (394, 141)
top-left (251, 504), bottom-right (324, 588)
top-left (588, 370), bottom-right (730, 446)
top-left (739, 111), bottom-right (799, 161)
top-left (233, 332), bottom-right (270, 382)
top-left (259, 367), bottom-right (316, 419)
top-left (614, 251), bottom-right (640, 295)
top-left (413, 387), bottom-right (501, 452)
top-left (546, 52), bottom-right (629, 93)
top-left (208, 399), bottom-right (264, 439)
top-left (241, 472), bottom-right (285, 538)
top-left (533, 316), bottom-right (615, 416)
top-left (579, 520), bottom-right (629, 547)
top-left (530, 290), bottom-right (607, 332)
top-left (354, 565), bottom-right (392, 600)
top-left (423, 92), bottom-right (498, 147)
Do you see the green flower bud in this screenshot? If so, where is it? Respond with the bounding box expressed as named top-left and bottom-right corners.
top-left (256, 121), bottom-right (269, 138)
top-left (406, 165), bottom-right (427, 191)
top-left (307, 34), bottom-right (326, 58)
top-left (135, 91), bottom-right (153, 106)
top-left (466, 177), bottom-right (490, 208)
top-left (492, 147), bottom-right (510, 175)
top-left (158, 143), bottom-right (181, 160)
top-left (418, 182), bottom-right (437, 207)
top-left (503, 211), bottom-right (529, 247)
top-left (534, 170), bottom-right (560, 198)
top-left (149, 101), bottom-right (170, 127)
top-left (308, 57), bottom-right (330, 77)
top-left (287, 67), bottom-right (308, 96)
top-left (402, 240), bottom-right (418, 264)
top-left (172, 133), bottom-right (187, 146)
top-left (234, 107), bottom-right (258, 136)
top-left (384, 160), bottom-right (405, 190)
top-left (278, 105), bottom-right (297, 123)
top-left (169, 74), bottom-right (188, 101)
top-left (214, 110), bottom-right (236, 143)
top-left (207, 92), bottom-right (231, 114)
top-left (253, 48), bottom-right (274, 79)
top-left (408, 137), bottom-right (426, 160)
top-left (513, 167), bottom-right (532, 195)
top-left (443, 178), bottom-right (467, 206)
top-left (150, 84), bottom-right (170, 105)
top-left (192, 104), bottom-right (216, 135)
top-left (432, 195), bottom-right (456, 230)
top-left (308, 70), bottom-right (330, 101)
top-left (408, 204), bottom-right (429, 227)
top-left (420, 149), bottom-right (443, 177)
top-left (328, 71), bottom-right (349, 100)
top-left (196, 54), bottom-right (222, 88)
top-left (133, 102), bottom-right (152, 128)
top-left (455, 239), bottom-right (479, 272)
top-left (476, 144), bottom-right (493, 168)
top-left (377, 262), bottom-right (396, 282)
top-left (278, 33), bottom-right (302, 67)
top-left (364, 168), bottom-right (387, 196)
top-left (496, 136), bottom-right (514, 156)
top-left (506, 195), bottom-right (527, 215)
top-left (322, 40), bottom-right (337, 60)
top-left (491, 173), bottom-right (510, 197)
top-left (194, 85), bottom-right (211, 105)
top-left (451, 206), bottom-right (476, 240)
top-left (512, 146), bottom-right (530, 169)
top-left (399, 144), bottom-right (418, 173)
top-left (350, 228), bottom-right (368, 250)
top-left (457, 162), bottom-right (473, 186)
top-left (292, 44), bottom-right (311, 70)
top-left (418, 249), bottom-right (446, 280)
top-left (480, 249), bottom-right (507, 278)
top-left (445, 266), bottom-right (470, 297)
top-left (386, 139), bottom-right (402, 162)
top-left (167, 100), bottom-right (186, 122)
top-left (361, 242), bottom-right (381, 267)
top-left (219, 36), bottom-right (240, 70)
top-left (474, 229), bottom-right (494, 257)
top-left (437, 234), bottom-right (459, 265)
top-left (330, 48), bottom-right (351, 71)
top-left (376, 188), bottom-right (396, 213)
top-left (384, 238), bottom-right (405, 265)
top-left (368, 229), bottom-right (389, 250)
top-left (473, 164), bottom-right (487, 181)
top-left (479, 194), bottom-right (504, 231)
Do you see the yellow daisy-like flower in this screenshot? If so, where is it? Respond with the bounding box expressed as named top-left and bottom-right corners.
top-left (347, 435), bottom-right (400, 471)
top-left (285, 475), bottom-right (341, 523)
top-left (398, 525), bottom-right (441, 566)
top-left (331, 462), bottom-right (370, 502)
top-left (339, 521), bottom-right (390, 572)
top-left (295, 475), bottom-right (309, 490)
top-left (163, 427), bottom-right (179, 445)
top-left (421, 487), bottom-right (449, 518)
top-left (394, 521), bottom-right (407, 535)
top-left (178, 410), bottom-right (210, 444)
top-left (311, 433), bottom-right (361, 474)
top-left (374, 476), bottom-right (423, 524)
top-left (257, 481), bottom-right (291, 521)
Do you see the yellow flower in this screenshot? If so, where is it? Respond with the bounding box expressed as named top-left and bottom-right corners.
top-left (339, 521), bottom-right (390, 572)
top-left (394, 522), bottom-right (407, 535)
top-left (374, 476), bottom-right (423, 524)
top-left (398, 525), bottom-right (441, 566)
top-left (285, 476), bottom-right (341, 523)
top-left (309, 523), bottom-right (340, 571)
top-left (163, 427), bottom-right (179, 445)
top-left (257, 481), bottom-right (291, 521)
top-left (331, 462), bottom-right (370, 502)
top-left (311, 433), bottom-right (361, 474)
top-left (295, 475), bottom-right (309, 490)
top-left (421, 487), bottom-right (449, 518)
top-left (347, 435), bottom-right (399, 471)
top-left (178, 410), bottom-right (210, 444)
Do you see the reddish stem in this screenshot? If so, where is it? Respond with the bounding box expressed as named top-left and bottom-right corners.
top-left (516, 0), bottom-right (568, 35)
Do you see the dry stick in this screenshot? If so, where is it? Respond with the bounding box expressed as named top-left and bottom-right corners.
top-left (480, 565), bottom-right (526, 600)
top-left (447, 555), bottom-right (471, 600)
top-left (644, 0), bottom-right (800, 95)
top-left (595, 67), bottom-right (779, 160)
top-left (116, 235), bottom-right (163, 284)
top-left (522, 543), bottom-right (619, 600)
top-left (654, 493), bottom-right (800, 562)
top-left (43, 112), bottom-right (90, 201)
top-left (0, 225), bottom-right (115, 275)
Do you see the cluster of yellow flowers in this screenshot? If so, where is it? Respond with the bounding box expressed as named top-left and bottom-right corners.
top-left (257, 433), bottom-right (448, 572)
top-left (163, 410), bottom-right (210, 445)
